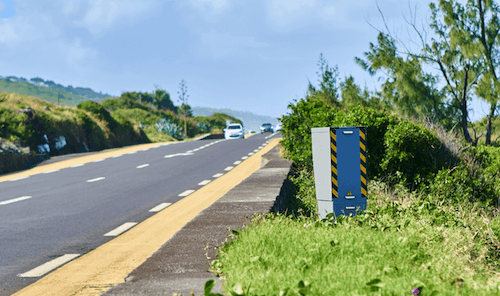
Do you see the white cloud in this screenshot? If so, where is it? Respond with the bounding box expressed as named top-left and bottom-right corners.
top-left (59, 38), bottom-right (98, 67)
top-left (265, 0), bottom-right (382, 31)
top-left (266, 0), bottom-right (319, 29)
top-left (0, 20), bottom-right (21, 44)
top-left (70, 0), bottom-right (160, 36)
top-left (190, 0), bottom-right (229, 13)
top-left (197, 30), bottom-right (268, 59)
top-left (0, 1), bottom-right (6, 13)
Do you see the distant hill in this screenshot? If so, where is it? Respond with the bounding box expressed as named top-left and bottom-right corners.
top-left (192, 107), bottom-right (280, 132)
top-left (0, 75), bottom-right (112, 102)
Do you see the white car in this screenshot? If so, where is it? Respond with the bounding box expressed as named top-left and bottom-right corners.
top-left (274, 123), bottom-right (282, 133)
top-left (224, 124), bottom-right (244, 139)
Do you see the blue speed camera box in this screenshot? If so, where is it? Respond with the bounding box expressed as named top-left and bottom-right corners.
top-left (311, 127), bottom-right (367, 219)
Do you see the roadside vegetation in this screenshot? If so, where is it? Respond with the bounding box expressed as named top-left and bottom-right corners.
top-left (206, 1), bottom-right (500, 295)
top-left (0, 84), bottom-right (242, 157)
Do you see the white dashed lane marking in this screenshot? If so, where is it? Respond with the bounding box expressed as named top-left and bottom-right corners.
top-left (43, 169), bottom-right (60, 174)
top-left (93, 159), bottom-right (105, 163)
top-left (233, 161), bottom-right (242, 165)
top-left (149, 202), bottom-right (172, 212)
top-left (212, 173), bottom-right (224, 178)
top-left (18, 254), bottom-right (81, 278)
top-left (128, 152), bottom-right (137, 155)
top-left (198, 180), bottom-right (211, 186)
top-left (0, 196), bottom-right (32, 205)
top-left (112, 155), bottom-right (122, 158)
top-left (104, 222), bottom-right (137, 237)
top-left (179, 190), bottom-right (195, 197)
top-left (241, 156), bottom-right (248, 160)
top-left (9, 176), bottom-right (29, 181)
top-left (136, 164), bottom-right (149, 169)
top-left (224, 166), bottom-right (234, 171)
top-left (70, 164), bottom-right (84, 168)
top-left (87, 177), bottom-right (105, 183)
top-left (248, 152), bottom-right (254, 156)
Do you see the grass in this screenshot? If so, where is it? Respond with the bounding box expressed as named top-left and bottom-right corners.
top-left (0, 79), bottom-right (91, 107)
top-left (141, 125), bottom-right (176, 142)
top-left (212, 181), bottom-right (500, 295)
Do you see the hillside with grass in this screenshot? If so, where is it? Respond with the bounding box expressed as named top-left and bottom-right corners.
top-left (0, 75), bottom-right (111, 101)
top-left (0, 90), bottom-right (244, 164)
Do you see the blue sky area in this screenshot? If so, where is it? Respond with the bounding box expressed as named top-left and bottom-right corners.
top-left (0, 0), bottom-right (490, 121)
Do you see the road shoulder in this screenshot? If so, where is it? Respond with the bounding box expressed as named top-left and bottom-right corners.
top-left (104, 145), bottom-right (292, 296)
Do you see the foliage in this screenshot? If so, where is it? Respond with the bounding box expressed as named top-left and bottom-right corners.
top-left (307, 53), bottom-right (340, 107)
top-left (212, 185), bottom-right (500, 294)
top-left (0, 93), bottom-right (150, 153)
top-left (339, 75), bottom-right (392, 111)
top-left (381, 120), bottom-right (445, 188)
top-left (0, 79), bottom-right (93, 107)
top-left (279, 96), bottom-right (335, 171)
top-left (355, 32), bottom-right (451, 128)
top-left (280, 95), bottom-right (499, 205)
top-left (77, 100), bottom-right (116, 126)
top-left (197, 122), bottom-right (211, 133)
top-left (120, 89), bottom-right (176, 112)
top-left (101, 97), bottom-right (150, 112)
top-left (195, 113), bottom-right (243, 133)
top-left (155, 118), bottom-right (184, 140)
top-left (1, 75), bottom-right (111, 99)
top-left (178, 79), bottom-right (189, 137)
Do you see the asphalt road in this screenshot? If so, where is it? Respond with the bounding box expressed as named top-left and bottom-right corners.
top-left (0, 132), bottom-right (279, 295)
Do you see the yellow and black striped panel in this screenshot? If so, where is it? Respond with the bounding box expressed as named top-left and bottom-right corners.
top-left (360, 127), bottom-right (367, 198)
top-left (330, 128), bottom-right (338, 198)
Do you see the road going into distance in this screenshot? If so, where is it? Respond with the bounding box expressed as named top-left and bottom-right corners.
top-left (0, 132), bottom-right (279, 295)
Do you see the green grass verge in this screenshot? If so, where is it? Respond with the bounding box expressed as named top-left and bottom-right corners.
top-left (213, 181), bottom-right (500, 295)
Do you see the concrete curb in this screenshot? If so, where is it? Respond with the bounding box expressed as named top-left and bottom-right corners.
top-left (104, 146), bottom-right (292, 296)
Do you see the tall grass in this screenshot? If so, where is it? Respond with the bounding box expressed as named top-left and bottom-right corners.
top-left (213, 181), bottom-right (500, 295)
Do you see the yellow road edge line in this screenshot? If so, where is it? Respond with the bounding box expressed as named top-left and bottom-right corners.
top-left (0, 141), bottom-right (175, 183)
top-left (13, 138), bottom-right (281, 296)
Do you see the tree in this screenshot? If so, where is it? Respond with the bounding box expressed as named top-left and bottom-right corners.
top-left (356, 3), bottom-right (486, 143)
top-left (356, 32), bottom-right (448, 124)
top-left (434, 0), bottom-right (500, 145)
top-left (308, 53), bottom-right (341, 107)
top-left (177, 103), bottom-right (193, 118)
top-left (153, 85), bottom-right (176, 112)
top-left (177, 79), bottom-right (189, 137)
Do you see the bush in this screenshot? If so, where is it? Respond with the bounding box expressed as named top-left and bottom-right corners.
top-left (156, 118), bottom-right (183, 139)
top-left (76, 101), bottom-right (118, 129)
top-left (381, 120), bottom-right (445, 189)
top-left (279, 96), bottom-right (335, 171)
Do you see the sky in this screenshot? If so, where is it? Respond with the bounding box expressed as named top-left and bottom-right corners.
top-left (0, 0), bottom-right (491, 121)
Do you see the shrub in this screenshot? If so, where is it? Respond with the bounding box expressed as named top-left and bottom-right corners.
top-left (381, 120), bottom-right (445, 189)
top-left (77, 100), bottom-right (120, 130)
top-left (197, 122), bottom-right (210, 133)
top-left (279, 96), bottom-right (335, 171)
top-left (156, 118), bottom-right (183, 139)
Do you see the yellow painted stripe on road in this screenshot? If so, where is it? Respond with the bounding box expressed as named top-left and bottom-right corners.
top-left (0, 142), bottom-right (175, 183)
top-left (13, 138), bottom-right (281, 296)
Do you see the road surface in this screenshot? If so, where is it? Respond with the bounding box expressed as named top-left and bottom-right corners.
top-left (0, 132), bottom-right (279, 295)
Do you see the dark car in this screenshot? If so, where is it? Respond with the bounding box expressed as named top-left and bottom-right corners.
top-left (260, 123), bottom-right (273, 133)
